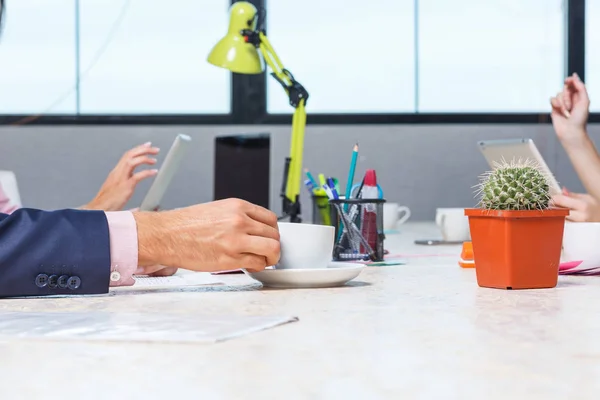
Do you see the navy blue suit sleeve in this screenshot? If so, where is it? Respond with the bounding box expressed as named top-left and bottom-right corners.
top-left (0, 208), bottom-right (111, 297)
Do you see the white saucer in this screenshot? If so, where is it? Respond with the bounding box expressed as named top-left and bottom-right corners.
top-left (244, 262), bottom-right (365, 289)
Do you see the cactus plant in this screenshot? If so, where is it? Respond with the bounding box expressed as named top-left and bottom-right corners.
top-left (474, 159), bottom-right (551, 211)
top-left (465, 157), bottom-right (569, 289)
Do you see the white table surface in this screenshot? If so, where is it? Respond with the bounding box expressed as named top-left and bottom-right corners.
top-left (1, 222), bottom-right (600, 399)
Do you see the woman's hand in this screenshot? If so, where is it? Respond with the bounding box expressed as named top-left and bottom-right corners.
top-left (550, 73), bottom-right (590, 144)
top-left (82, 142), bottom-right (159, 211)
top-left (551, 188), bottom-right (600, 222)
top-left (549, 74), bottom-right (600, 203)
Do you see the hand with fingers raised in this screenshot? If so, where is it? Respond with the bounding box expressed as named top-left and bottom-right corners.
top-left (550, 72), bottom-right (590, 144)
top-left (82, 142), bottom-right (159, 211)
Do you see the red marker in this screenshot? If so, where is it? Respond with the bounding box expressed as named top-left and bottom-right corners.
top-left (360, 170), bottom-right (379, 255)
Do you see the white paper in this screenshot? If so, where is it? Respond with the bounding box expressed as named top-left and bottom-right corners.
top-left (0, 312), bottom-right (299, 343)
top-left (122, 272), bottom-right (224, 290)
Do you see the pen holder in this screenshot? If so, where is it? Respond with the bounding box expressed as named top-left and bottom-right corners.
top-left (329, 198), bottom-right (386, 262)
top-left (311, 194), bottom-right (333, 226)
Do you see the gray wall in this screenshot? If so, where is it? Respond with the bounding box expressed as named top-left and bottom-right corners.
top-left (0, 124), bottom-right (596, 221)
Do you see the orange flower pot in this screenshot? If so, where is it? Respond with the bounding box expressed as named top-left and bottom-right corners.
top-left (464, 208), bottom-right (569, 289)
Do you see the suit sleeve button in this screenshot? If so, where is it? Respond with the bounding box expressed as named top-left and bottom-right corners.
top-left (57, 275), bottom-right (69, 289)
top-left (67, 276), bottom-right (81, 290)
top-left (48, 274), bottom-right (58, 288)
top-left (35, 274), bottom-right (49, 288)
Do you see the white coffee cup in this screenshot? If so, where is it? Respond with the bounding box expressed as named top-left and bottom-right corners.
top-left (435, 208), bottom-right (470, 241)
top-left (562, 221), bottom-right (600, 268)
top-left (276, 222), bottom-right (335, 269)
top-left (383, 202), bottom-right (411, 230)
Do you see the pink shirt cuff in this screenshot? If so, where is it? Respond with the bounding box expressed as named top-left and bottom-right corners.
top-left (0, 203), bottom-right (19, 215)
top-left (105, 211), bottom-right (138, 287)
top-left (0, 188), bottom-right (19, 214)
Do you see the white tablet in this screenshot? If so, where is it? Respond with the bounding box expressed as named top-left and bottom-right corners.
top-left (140, 134), bottom-right (192, 211)
top-left (477, 138), bottom-right (561, 195)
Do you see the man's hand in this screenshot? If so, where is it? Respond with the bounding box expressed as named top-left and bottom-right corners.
top-left (135, 265), bottom-right (178, 277)
top-left (551, 188), bottom-right (600, 222)
top-left (550, 73), bottom-right (590, 144)
top-left (83, 142), bottom-right (159, 211)
top-left (133, 198), bottom-right (280, 273)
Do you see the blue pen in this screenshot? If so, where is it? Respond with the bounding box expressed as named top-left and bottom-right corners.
top-left (327, 178), bottom-right (339, 199)
top-left (304, 179), bottom-right (315, 193)
top-left (331, 187), bottom-right (340, 200)
top-left (322, 185), bottom-right (334, 200)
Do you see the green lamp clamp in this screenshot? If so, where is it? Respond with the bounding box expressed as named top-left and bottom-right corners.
top-left (272, 69), bottom-right (309, 109)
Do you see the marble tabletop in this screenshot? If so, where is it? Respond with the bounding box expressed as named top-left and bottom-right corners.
top-left (1, 222), bottom-right (599, 399)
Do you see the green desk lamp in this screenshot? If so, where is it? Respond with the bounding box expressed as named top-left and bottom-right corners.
top-left (207, 1), bottom-right (308, 223)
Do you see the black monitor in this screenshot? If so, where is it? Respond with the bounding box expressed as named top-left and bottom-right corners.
top-left (214, 133), bottom-right (270, 209)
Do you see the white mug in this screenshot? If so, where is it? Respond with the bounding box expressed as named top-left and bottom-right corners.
top-left (276, 222), bottom-right (335, 269)
top-left (562, 221), bottom-right (600, 268)
top-left (435, 208), bottom-right (470, 241)
top-left (383, 202), bottom-right (411, 230)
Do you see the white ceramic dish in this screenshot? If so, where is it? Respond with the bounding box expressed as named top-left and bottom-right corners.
top-left (244, 262), bottom-right (365, 289)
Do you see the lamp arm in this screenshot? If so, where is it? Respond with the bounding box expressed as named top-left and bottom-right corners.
top-left (255, 32), bottom-right (309, 222)
top-left (287, 100), bottom-right (306, 205)
top-left (258, 32), bottom-right (309, 108)
top-left (257, 33), bottom-right (288, 84)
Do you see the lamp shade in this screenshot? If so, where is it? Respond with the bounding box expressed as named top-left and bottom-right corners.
top-left (207, 1), bottom-right (265, 74)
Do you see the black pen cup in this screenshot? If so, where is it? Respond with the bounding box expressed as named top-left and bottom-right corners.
top-left (329, 198), bottom-right (386, 262)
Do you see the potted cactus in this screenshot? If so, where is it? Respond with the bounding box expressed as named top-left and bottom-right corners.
top-left (464, 159), bottom-right (569, 289)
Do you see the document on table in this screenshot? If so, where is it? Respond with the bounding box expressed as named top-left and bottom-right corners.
top-left (0, 311), bottom-right (299, 343)
top-left (114, 272), bottom-right (224, 291)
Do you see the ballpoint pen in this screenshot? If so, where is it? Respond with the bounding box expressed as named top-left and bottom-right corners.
top-left (327, 178), bottom-right (339, 199)
top-left (332, 178), bottom-right (340, 194)
top-left (304, 179), bottom-right (315, 193)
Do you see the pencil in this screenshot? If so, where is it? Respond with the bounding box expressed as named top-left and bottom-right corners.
top-left (344, 143), bottom-right (359, 211)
